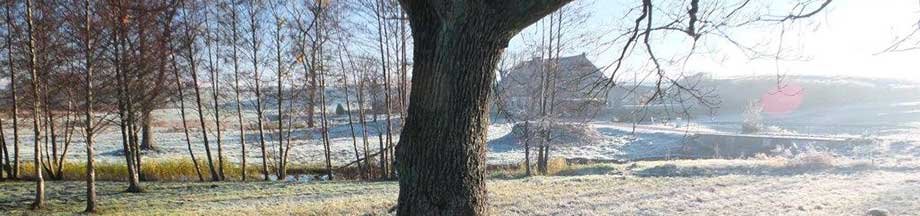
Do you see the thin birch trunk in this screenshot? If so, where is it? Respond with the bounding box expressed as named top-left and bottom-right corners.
top-left (82, 0), bottom-right (97, 210)
top-left (25, 0), bottom-right (45, 207)
top-left (171, 48), bottom-right (204, 182)
top-left (336, 48), bottom-right (363, 178)
top-left (246, 1), bottom-right (269, 181)
top-left (113, 10), bottom-right (141, 191)
top-left (273, 16), bottom-right (286, 179)
top-left (204, 7), bottom-right (224, 181)
top-left (4, 1), bottom-right (19, 179)
top-left (182, 13), bottom-right (219, 182)
top-left (228, 2), bottom-right (247, 181)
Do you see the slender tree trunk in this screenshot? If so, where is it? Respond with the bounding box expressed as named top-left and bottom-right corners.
top-left (84, 96), bottom-right (96, 213)
top-left (129, 110), bottom-right (141, 179)
top-left (281, 91), bottom-right (295, 179)
top-left (372, 0), bottom-right (389, 179)
top-left (399, 11), bottom-right (409, 117)
top-left (254, 54), bottom-right (269, 181)
top-left (307, 62), bottom-right (316, 128)
top-left (538, 145), bottom-right (547, 174)
top-left (523, 121), bottom-right (531, 176)
top-left (319, 74), bottom-right (333, 180)
top-left (273, 17), bottom-right (286, 180)
top-left (354, 61), bottom-right (372, 178)
top-left (176, 1), bottom-right (217, 182)
top-left (55, 97), bottom-right (73, 178)
top-left (5, 1), bottom-right (19, 179)
top-left (377, 131), bottom-right (384, 178)
top-left (247, 4), bottom-right (270, 181)
top-left (306, 22), bottom-right (317, 130)
top-left (536, 13), bottom-right (550, 176)
top-left (543, 10), bottom-right (563, 176)
top-left (191, 66), bottom-right (218, 182)
top-left (45, 93), bottom-right (57, 179)
top-left (82, 1), bottom-right (96, 211)
top-left (114, 4), bottom-right (142, 188)
top-left (52, 97), bottom-right (75, 180)
top-left (185, 32), bottom-right (219, 182)
top-left (113, 16), bottom-right (142, 192)
top-left (171, 50), bottom-right (204, 182)
top-left (204, 9), bottom-right (224, 181)
top-left (372, 0), bottom-right (395, 179)
top-left (310, 1), bottom-right (333, 180)
top-left (1, 117), bottom-right (7, 180)
top-left (337, 49), bottom-right (364, 178)
top-left (116, 83), bottom-right (141, 192)
top-left (543, 145), bottom-right (550, 172)
top-left (25, 0), bottom-right (45, 208)
top-left (229, 3), bottom-right (247, 181)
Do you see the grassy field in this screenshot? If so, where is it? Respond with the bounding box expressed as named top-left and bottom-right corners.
top-left (2, 159), bottom-right (919, 215)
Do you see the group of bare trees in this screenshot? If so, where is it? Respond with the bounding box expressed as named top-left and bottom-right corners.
top-left (1, 0), bottom-right (413, 212)
top-left (0, 0), bottom-right (121, 210)
top-left (493, 1), bottom-right (597, 176)
top-left (0, 0), bottom-right (188, 209)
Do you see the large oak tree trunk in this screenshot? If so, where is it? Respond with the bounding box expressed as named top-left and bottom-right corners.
top-left (394, 1), bottom-right (570, 214)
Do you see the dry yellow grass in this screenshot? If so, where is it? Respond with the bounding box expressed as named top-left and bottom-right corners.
top-left (11, 159), bottom-right (292, 182)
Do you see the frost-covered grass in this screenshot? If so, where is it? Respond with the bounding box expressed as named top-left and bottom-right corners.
top-left (8, 106), bottom-right (917, 168)
top-left (2, 159), bottom-right (918, 215)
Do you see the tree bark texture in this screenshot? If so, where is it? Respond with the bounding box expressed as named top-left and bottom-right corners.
top-left (83, 0), bottom-right (97, 211)
top-left (140, 110), bottom-right (156, 150)
top-left (394, 1), bottom-right (570, 214)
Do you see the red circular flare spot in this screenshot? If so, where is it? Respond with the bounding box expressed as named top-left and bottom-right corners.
top-left (761, 83), bottom-right (804, 115)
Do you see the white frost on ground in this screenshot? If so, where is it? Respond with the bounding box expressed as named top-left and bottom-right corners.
top-left (5, 100), bottom-right (920, 166)
top-left (486, 122), bottom-right (708, 164)
top-left (4, 113), bottom-right (700, 166)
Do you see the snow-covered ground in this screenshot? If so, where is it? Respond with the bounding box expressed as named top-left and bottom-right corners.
top-left (486, 122), bottom-right (706, 164)
top-left (3, 111), bottom-right (699, 166)
top-left (4, 99), bottom-right (920, 166)
top-left (2, 109), bottom-right (405, 166)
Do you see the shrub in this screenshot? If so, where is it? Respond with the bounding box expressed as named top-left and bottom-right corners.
top-left (788, 151), bottom-right (837, 169)
top-left (335, 103), bottom-right (346, 116)
top-left (546, 157), bottom-right (568, 175)
top-left (741, 101), bottom-right (763, 134)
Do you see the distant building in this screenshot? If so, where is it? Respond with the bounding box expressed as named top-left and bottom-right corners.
top-left (496, 54), bottom-right (606, 118)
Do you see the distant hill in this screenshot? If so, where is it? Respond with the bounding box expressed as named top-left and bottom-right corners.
top-left (705, 75), bottom-right (920, 114)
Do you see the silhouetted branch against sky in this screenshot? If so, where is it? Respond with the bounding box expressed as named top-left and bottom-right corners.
top-left (521, 0), bottom-right (831, 117)
top-left (879, 13), bottom-right (920, 54)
